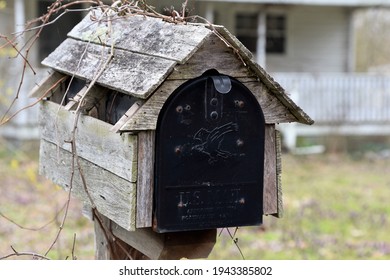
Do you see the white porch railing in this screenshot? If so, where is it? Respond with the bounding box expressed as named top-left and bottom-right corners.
top-left (273, 73), bottom-right (390, 150)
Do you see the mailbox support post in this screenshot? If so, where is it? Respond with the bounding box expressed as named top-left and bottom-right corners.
top-left (94, 214), bottom-right (217, 260)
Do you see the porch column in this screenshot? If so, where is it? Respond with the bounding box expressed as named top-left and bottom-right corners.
top-left (256, 11), bottom-right (266, 68)
top-left (205, 2), bottom-right (214, 24)
top-left (13, 0), bottom-right (28, 126)
top-left (347, 8), bottom-right (356, 72)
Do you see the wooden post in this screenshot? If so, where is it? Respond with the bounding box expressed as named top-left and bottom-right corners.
top-left (94, 213), bottom-right (216, 260)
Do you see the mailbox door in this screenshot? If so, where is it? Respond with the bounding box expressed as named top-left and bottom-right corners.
top-left (154, 71), bottom-right (265, 233)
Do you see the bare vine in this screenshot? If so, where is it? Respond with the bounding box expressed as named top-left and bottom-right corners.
top-left (0, 0), bottom-right (248, 260)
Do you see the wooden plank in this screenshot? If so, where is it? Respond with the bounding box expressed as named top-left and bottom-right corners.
top-left (214, 25), bottom-right (314, 125)
top-left (68, 11), bottom-right (212, 63)
top-left (136, 131), bottom-right (155, 228)
top-left (119, 80), bottom-right (184, 132)
top-left (63, 85), bottom-right (88, 111)
top-left (28, 71), bottom-right (67, 98)
top-left (40, 101), bottom-right (137, 183)
top-left (39, 139), bottom-right (136, 231)
top-left (94, 214), bottom-right (149, 260)
top-left (42, 38), bottom-right (176, 99)
top-left (111, 225), bottom-right (164, 260)
top-left (120, 78), bottom-right (297, 133)
top-left (110, 101), bottom-right (143, 133)
top-left (263, 125), bottom-right (278, 215)
top-left (111, 222), bottom-right (216, 260)
top-left (274, 129), bottom-right (284, 218)
top-left (243, 80), bottom-right (298, 124)
top-left (167, 33), bottom-right (254, 80)
top-left (94, 213), bottom-right (112, 260)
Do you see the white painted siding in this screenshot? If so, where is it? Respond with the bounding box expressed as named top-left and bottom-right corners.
top-left (184, 2), bottom-right (352, 73)
top-left (267, 6), bottom-right (350, 72)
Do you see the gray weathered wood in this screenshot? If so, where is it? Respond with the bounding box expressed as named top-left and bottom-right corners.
top-left (28, 71), bottom-right (67, 98)
top-left (110, 101), bottom-right (143, 133)
top-left (119, 80), bottom-right (184, 132)
top-left (111, 225), bottom-right (164, 260)
top-left (42, 38), bottom-right (176, 99)
top-left (263, 125), bottom-right (278, 215)
top-left (213, 25), bottom-right (314, 125)
top-left (274, 129), bottom-right (284, 218)
top-left (94, 214), bottom-right (149, 260)
top-left (68, 11), bottom-right (212, 63)
top-left (94, 213), bottom-right (112, 260)
top-left (39, 140), bottom-right (136, 231)
top-left (136, 131), bottom-right (155, 228)
top-left (119, 78), bottom-right (296, 132)
top-left (40, 100), bottom-right (137, 183)
top-left (243, 80), bottom-right (298, 124)
top-left (167, 33), bottom-right (254, 80)
top-left (111, 222), bottom-right (216, 260)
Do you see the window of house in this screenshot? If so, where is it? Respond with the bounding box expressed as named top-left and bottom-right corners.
top-left (236, 13), bottom-right (258, 53)
top-left (37, 1), bottom-right (83, 62)
top-left (266, 14), bottom-right (286, 54)
top-left (235, 13), bottom-right (286, 54)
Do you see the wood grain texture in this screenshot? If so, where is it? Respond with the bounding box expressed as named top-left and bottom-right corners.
top-left (28, 71), bottom-right (67, 98)
top-left (213, 25), bottom-right (314, 125)
top-left (274, 129), bottom-right (284, 218)
top-left (40, 101), bottom-right (138, 183)
top-left (39, 140), bottom-right (136, 231)
top-left (111, 222), bottom-right (216, 260)
top-left (119, 80), bottom-right (184, 132)
top-left (167, 33), bottom-right (254, 80)
top-left (111, 225), bottom-right (164, 260)
top-left (136, 131), bottom-right (155, 228)
top-left (119, 78), bottom-right (296, 133)
top-left (94, 214), bottom-right (149, 260)
top-left (68, 11), bottom-right (212, 63)
top-left (263, 125), bottom-right (278, 215)
top-left (94, 213), bottom-right (112, 260)
top-left (42, 38), bottom-right (176, 99)
top-left (243, 80), bottom-right (298, 124)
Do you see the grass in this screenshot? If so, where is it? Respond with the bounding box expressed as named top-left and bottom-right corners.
top-left (1, 139), bottom-right (390, 260)
top-left (0, 140), bottom-right (95, 260)
top-left (210, 154), bottom-right (390, 260)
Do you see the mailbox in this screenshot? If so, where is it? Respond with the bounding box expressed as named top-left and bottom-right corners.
top-left (34, 10), bottom-right (313, 259)
top-left (154, 71), bottom-right (265, 232)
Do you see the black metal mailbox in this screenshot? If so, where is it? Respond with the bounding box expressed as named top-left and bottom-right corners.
top-left (154, 70), bottom-right (265, 233)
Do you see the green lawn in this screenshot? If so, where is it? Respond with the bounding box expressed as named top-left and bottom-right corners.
top-left (1, 139), bottom-right (390, 259)
top-left (210, 154), bottom-right (390, 259)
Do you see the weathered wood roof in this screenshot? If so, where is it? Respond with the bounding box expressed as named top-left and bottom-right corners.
top-left (41, 10), bottom-right (313, 125)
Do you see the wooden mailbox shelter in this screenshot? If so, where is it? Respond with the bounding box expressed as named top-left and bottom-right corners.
top-left (31, 10), bottom-right (313, 259)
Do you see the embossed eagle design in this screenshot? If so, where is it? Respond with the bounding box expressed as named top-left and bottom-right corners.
top-left (192, 122), bottom-right (239, 164)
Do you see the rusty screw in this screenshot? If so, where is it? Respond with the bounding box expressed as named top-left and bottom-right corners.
top-left (234, 100), bottom-right (245, 108)
top-left (239, 198), bottom-right (245, 204)
top-left (236, 139), bottom-right (244, 147)
top-left (174, 146), bottom-right (182, 155)
top-left (176, 105), bottom-right (183, 113)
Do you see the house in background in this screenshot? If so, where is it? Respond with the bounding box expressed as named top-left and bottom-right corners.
top-left (2, 0), bottom-right (390, 148)
top-left (0, 0), bottom-right (84, 140)
top-left (151, 0), bottom-right (390, 150)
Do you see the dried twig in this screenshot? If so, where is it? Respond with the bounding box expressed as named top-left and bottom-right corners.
top-left (71, 233), bottom-right (77, 260)
top-left (0, 0), bottom-right (248, 260)
top-left (0, 246), bottom-right (50, 260)
top-left (226, 227), bottom-right (246, 260)
top-left (0, 202), bottom-right (67, 231)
